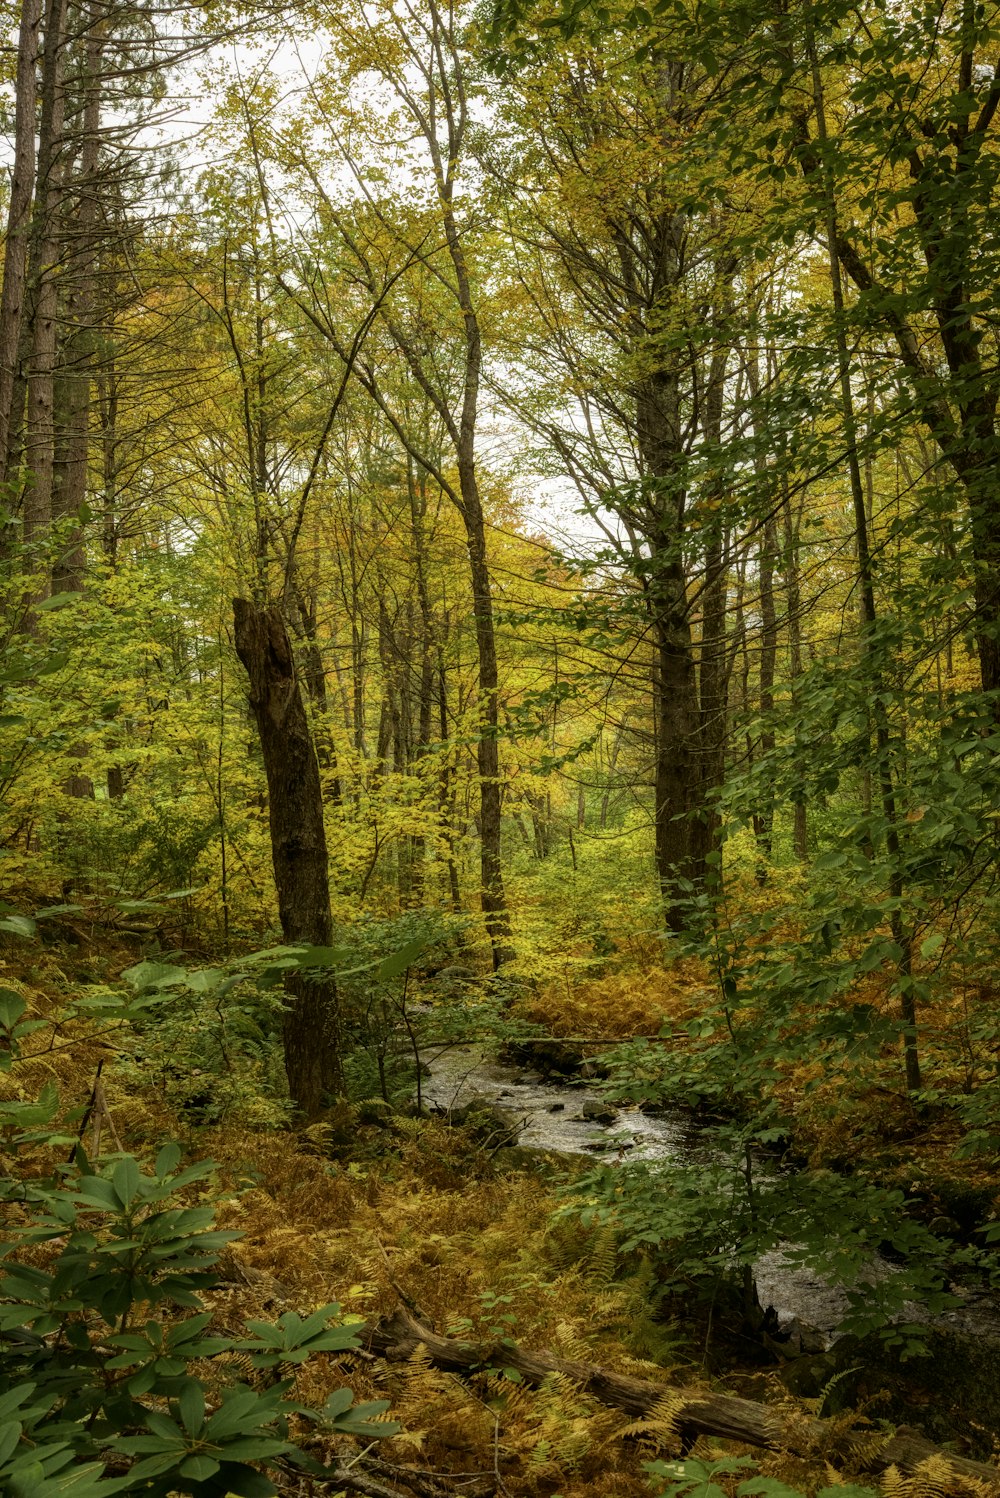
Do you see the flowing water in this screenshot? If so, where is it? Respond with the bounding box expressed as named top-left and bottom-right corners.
top-left (419, 1043), bottom-right (1000, 1347)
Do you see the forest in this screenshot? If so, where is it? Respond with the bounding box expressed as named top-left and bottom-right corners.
top-left (3, 0), bottom-right (1000, 1493)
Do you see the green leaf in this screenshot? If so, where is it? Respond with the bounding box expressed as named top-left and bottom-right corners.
top-left (204, 1390), bottom-right (269, 1441)
top-left (179, 1453), bottom-right (219, 1481)
top-left (919, 932), bottom-right (946, 959)
top-left (154, 1143), bottom-right (182, 1177)
top-left (378, 936), bottom-right (428, 982)
top-left (121, 961), bottom-right (187, 992)
top-left (738, 1481), bottom-right (813, 1498)
top-left (0, 1419), bottom-right (22, 1464)
top-left (35, 592), bottom-right (81, 611)
top-left (183, 968), bottom-right (225, 993)
top-left (0, 990), bottom-right (27, 1028)
top-left (321, 1387), bottom-right (354, 1418)
top-left (0, 915), bottom-right (36, 939)
top-left (207, 1436), bottom-right (290, 1460)
top-left (291, 945), bottom-right (354, 969)
top-left (74, 1177), bottom-right (121, 1211)
top-left (112, 1158), bottom-right (142, 1209)
top-left (176, 1380), bottom-right (205, 1436)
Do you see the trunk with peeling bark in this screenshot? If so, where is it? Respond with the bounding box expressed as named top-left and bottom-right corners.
top-left (233, 596), bottom-right (342, 1119)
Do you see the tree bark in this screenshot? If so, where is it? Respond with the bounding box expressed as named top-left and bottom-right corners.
top-left (23, 0), bottom-right (69, 563)
top-left (52, 2), bottom-right (105, 594)
top-left (233, 597), bottom-right (342, 1118)
top-left (0, 0), bottom-right (43, 488)
top-left (691, 348), bottom-right (731, 886)
top-left (360, 1308), bottom-right (1000, 1488)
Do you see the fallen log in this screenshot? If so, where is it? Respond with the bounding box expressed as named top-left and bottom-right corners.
top-left (361, 1308), bottom-right (1000, 1488)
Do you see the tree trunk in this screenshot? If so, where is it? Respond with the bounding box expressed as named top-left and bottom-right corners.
top-left (233, 597), bottom-right (342, 1118)
top-left (23, 0), bottom-right (69, 564)
top-left (359, 1308), bottom-right (1000, 1489)
top-left (652, 569), bottom-right (703, 931)
top-left (51, 3), bottom-right (105, 594)
top-left (462, 491), bottom-right (512, 965)
top-left (691, 348), bottom-right (731, 886)
top-left (782, 477), bottom-right (808, 861)
top-left (0, 0), bottom-right (43, 488)
top-left (755, 515), bottom-right (777, 869)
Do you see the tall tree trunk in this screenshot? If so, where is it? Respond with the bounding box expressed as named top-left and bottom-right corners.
top-left (692, 348), bottom-right (731, 885)
top-left (637, 345), bottom-right (704, 929)
top-left (781, 475), bottom-right (808, 861)
top-left (23, 0), bottom-right (69, 568)
top-left (0, 0), bottom-right (43, 488)
top-left (233, 597), bottom-right (342, 1119)
top-left (437, 637), bottom-right (462, 914)
top-left (462, 498), bottom-right (511, 963)
top-left (407, 460), bottom-right (436, 906)
top-left (755, 514), bottom-right (777, 871)
top-left (807, 20), bottom-right (919, 1091)
top-left (419, 0), bottom-right (511, 965)
top-left (52, 3), bottom-right (105, 593)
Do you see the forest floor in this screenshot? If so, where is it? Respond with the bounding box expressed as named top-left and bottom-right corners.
top-left (3, 929), bottom-right (1000, 1497)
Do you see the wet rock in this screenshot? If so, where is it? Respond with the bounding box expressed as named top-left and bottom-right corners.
top-left (581, 1101), bottom-right (619, 1125)
top-left (505, 1039), bottom-right (586, 1077)
top-left (492, 1143), bottom-right (567, 1172)
top-left (447, 1095), bottom-right (522, 1147)
top-left (547, 1102), bottom-right (565, 1113)
top-left (783, 1317), bottom-right (827, 1356)
top-left (765, 1315), bottom-right (828, 1361)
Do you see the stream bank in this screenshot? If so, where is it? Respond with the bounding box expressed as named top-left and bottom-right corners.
top-left (419, 1041), bottom-right (1000, 1453)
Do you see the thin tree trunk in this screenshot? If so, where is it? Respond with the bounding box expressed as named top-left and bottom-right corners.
top-left (781, 476), bottom-right (808, 861)
top-left (755, 515), bottom-right (777, 868)
top-left (807, 19), bottom-right (919, 1092)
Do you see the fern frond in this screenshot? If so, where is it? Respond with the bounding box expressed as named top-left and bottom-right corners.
top-left (616, 1390), bottom-right (687, 1446)
top-left (800, 1363), bottom-right (861, 1417)
top-left (593, 1226), bottom-right (620, 1282)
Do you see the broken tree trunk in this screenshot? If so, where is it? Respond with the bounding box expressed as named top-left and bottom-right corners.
top-left (361, 1308), bottom-right (1000, 1488)
top-left (233, 597), bottom-right (342, 1118)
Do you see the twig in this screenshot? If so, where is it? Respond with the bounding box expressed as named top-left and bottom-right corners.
top-left (69, 1059), bottom-right (105, 1161)
top-left (364, 1455), bottom-right (489, 1497)
top-left (323, 1465), bottom-right (411, 1497)
top-left (374, 1235), bottom-right (433, 1325)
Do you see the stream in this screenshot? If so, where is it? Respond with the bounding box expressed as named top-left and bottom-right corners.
top-left (419, 1042), bottom-right (1000, 1351)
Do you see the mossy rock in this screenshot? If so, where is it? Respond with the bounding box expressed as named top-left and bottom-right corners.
top-left (448, 1096), bottom-right (522, 1146)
